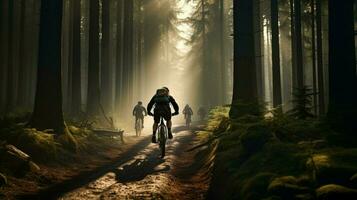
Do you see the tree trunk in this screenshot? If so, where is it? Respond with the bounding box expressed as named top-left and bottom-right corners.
top-left (271, 0), bottom-right (282, 108)
top-left (328, 0), bottom-right (357, 133)
top-left (219, 0), bottom-right (226, 104)
top-left (316, 0), bottom-right (325, 114)
top-left (229, 0), bottom-right (258, 118)
top-left (0, 0), bottom-right (9, 112)
top-left (6, 0), bottom-right (15, 113)
top-left (87, 0), bottom-right (100, 115)
top-left (311, 0), bottom-right (318, 114)
top-left (122, 0), bottom-right (134, 111)
top-left (17, 0), bottom-right (27, 108)
top-left (29, 0), bottom-right (65, 133)
top-left (115, 0), bottom-right (123, 115)
top-left (71, 0), bottom-right (81, 115)
top-left (293, 0), bottom-right (304, 89)
top-left (101, 0), bottom-right (111, 114)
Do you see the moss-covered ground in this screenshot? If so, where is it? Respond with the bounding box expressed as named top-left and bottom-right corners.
top-left (205, 106), bottom-right (357, 200)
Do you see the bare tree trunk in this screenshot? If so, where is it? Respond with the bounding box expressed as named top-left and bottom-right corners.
top-left (6, 0), bottom-right (15, 113)
top-left (71, 0), bottom-right (82, 115)
top-left (17, 0), bottom-right (27, 108)
top-left (328, 0), bottom-right (357, 133)
top-left (311, 0), bottom-right (318, 114)
top-left (101, 0), bottom-right (111, 114)
top-left (29, 0), bottom-right (65, 133)
top-left (293, 0), bottom-right (304, 89)
top-left (122, 0), bottom-right (134, 111)
top-left (115, 0), bottom-right (123, 115)
top-left (271, 0), bottom-right (282, 108)
top-left (316, 0), bottom-right (325, 114)
top-left (87, 0), bottom-right (100, 115)
top-left (230, 0), bottom-right (258, 118)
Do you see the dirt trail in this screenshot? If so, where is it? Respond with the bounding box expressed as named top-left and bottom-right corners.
top-left (47, 125), bottom-right (211, 200)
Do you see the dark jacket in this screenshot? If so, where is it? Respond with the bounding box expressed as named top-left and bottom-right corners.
top-left (147, 95), bottom-right (179, 114)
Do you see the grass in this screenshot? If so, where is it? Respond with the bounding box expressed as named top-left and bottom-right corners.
top-left (206, 105), bottom-right (357, 200)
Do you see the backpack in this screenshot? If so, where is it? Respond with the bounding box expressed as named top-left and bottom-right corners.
top-left (155, 89), bottom-right (170, 104)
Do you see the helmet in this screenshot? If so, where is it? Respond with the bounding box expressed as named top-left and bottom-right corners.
top-left (138, 101), bottom-right (143, 105)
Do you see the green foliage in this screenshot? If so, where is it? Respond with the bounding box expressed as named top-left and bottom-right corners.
top-left (240, 173), bottom-right (276, 200)
top-left (240, 125), bottom-right (272, 153)
top-left (288, 86), bottom-right (315, 119)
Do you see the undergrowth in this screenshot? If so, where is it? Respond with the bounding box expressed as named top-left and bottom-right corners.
top-left (206, 104), bottom-right (357, 200)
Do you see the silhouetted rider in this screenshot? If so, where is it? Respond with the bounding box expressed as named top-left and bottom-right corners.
top-left (133, 101), bottom-right (147, 128)
top-left (147, 87), bottom-right (179, 143)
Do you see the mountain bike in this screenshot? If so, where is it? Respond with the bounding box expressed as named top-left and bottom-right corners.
top-left (135, 118), bottom-right (143, 137)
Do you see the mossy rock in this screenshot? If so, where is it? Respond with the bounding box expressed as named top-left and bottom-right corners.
top-left (268, 176), bottom-right (311, 199)
top-left (316, 184), bottom-right (357, 200)
top-left (240, 172), bottom-right (277, 200)
top-left (0, 173), bottom-right (7, 186)
top-left (240, 125), bottom-right (272, 153)
top-left (307, 151), bottom-right (357, 185)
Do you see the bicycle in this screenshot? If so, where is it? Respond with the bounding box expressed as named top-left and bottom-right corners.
top-left (156, 117), bottom-right (168, 158)
top-left (135, 118), bottom-right (143, 137)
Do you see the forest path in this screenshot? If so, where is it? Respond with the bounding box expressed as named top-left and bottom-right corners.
top-left (56, 124), bottom-right (210, 200)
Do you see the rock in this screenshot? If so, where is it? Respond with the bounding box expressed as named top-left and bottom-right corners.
top-left (306, 154), bottom-right (356, 185)
top-left (0, 173), bottom-right (7, 186)
top-left (268, 176), bottom-right (310, 199)
top-left (316, 184), bottom-right (357, 200)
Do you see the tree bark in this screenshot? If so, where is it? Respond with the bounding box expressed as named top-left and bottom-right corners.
top-left (230, 0), bottom-right (258, 118)
top-left (271, 0), bottom-right (282, 107)
top-left (122, 0), bottom-right (134, 111)
top-left (293, 0), bottom-right (304, 89)
top-left (6, 0), bottom-right (15, 113)
top-left (316, 0), bottom-right (325, 114)
top-left (87, 0), bottom-right (100, 115)
top-left (115, 0), bottom-right (123, 115)
top-left (328, 0), bottom-right (357, 133)
top-left (101, 0), bottom-right (111, 114)
top-left (71, 0), bottom-right (81, 115)
top-left (17, 0), bottom-right (27, 108)
top-left (29, 0), bottom-right (65, 133)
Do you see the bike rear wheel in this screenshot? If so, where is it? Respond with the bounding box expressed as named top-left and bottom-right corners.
top-left (158, 125), bottom-right (167, 158)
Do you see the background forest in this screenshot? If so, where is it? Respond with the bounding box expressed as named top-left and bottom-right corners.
top-left (0, 0), bottom-right (357, 199)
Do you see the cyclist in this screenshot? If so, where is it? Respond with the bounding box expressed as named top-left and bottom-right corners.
top-left (133, 101), bottom-right (147, 128)
top-left (147, 87), bottom-right (179, 143)
top-left (197, 106), bottom-right (207, 121)
top-left (183, 104), bottom-right (193, 126)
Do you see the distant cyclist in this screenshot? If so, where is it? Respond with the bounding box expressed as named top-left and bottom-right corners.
top-left (147, 87), bottom-right (179, 143)
top-left (183, 104), bottom-right (193, 127)
top-left (197, 106), bottom-right (207, 121)
top-left (133, 101), bottom-right (147, 128)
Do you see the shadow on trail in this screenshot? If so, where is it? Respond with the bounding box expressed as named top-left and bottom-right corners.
top-left (18, 135), bottom-right (152, 200)
top-left (113, 156), bottom-right (170, 183)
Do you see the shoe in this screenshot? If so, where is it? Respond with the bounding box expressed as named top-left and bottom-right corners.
top-left (152, 135), bottom-right (157, 143)
top-left (168, 130), bottom-right (173, 139)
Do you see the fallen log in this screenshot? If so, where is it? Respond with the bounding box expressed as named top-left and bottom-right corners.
top-left (92, 129), bottom-right (125, 143)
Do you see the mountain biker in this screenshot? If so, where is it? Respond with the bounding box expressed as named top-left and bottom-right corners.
top-left (197, 106), bottom-right (207, 121)
top-left (147, 87), bottom-right (179, 143)
top-left (133, 101), bottom-right (147, 128)
top-left (183, 104), bottom-right (193, 124)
